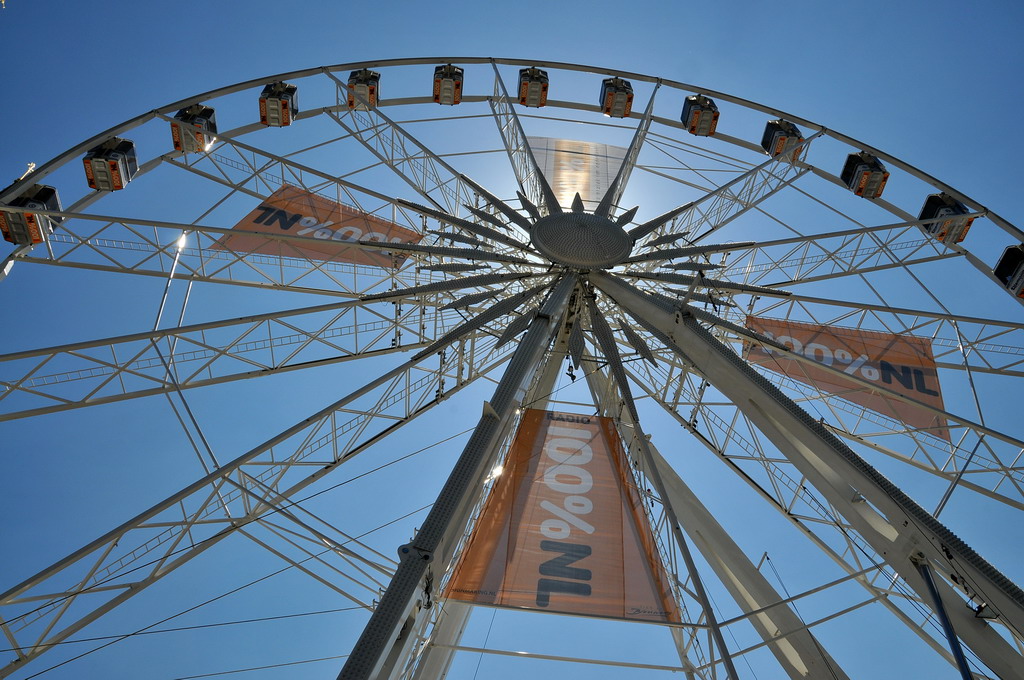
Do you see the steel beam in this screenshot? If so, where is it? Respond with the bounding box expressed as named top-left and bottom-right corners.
top-left (628, 360), bottom-right (980, 668)
top-left (586, 348), bottom-right (851, 678)
top-left (581, 358), bottom-right (738, 678)
top-left (0, 328), bottom-right (512, 678)
top-left (648, 443), bottom-right (851, 679)
top-left (337, 274), bottom-right (577, 680)
top-left (488, 62), bottom-right (559, 215)
top-left (594, 82), bottom-right (659, 219)
top-left (406, 317), bottom-right (580, 680)
top-left (630, 130), bottom-right (822, 248)
top-left (0, 299), bottom-right (470, 419)
top-left (325, 75), bottom-right (476, 216)
top-left (592, 270), bottom-right (1024, 680)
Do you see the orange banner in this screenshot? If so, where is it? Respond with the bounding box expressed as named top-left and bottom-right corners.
top-left (214, 185), bottom-right (422, 267)
top-left (745, 316), bottom-right (948, 439)
top-left (445, 410), bottom-right (681, 623)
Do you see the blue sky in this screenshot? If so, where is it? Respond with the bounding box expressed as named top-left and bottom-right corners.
top-left (2, 1), bottom-right (1023, 679)
top-left (3, 0), bottom-right (1022, 215)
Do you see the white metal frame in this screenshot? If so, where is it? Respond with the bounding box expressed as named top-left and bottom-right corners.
top-left (1, 57), bottom-right (1022, 680)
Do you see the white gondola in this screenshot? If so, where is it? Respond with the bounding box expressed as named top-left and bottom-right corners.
top-left (347, 69), bottom-right (380, 110)
top-left (433, 65), bottom-right (464, 106)
top-left (994, 244), bottom-right (1024, 297)
top-left (919, 192), bottom-right (974, 244)
top-left (0, 184), bottom-right (61, 245)
top-left (170, 104), bottom-right (217, 153)
top-left (681, 95), bottom-right (719, 136)
top-left (259, 82), bottom-right (299, 126)
top-left (761, 119), bottom-right (803, 160)
top-left (599, 77), bottom-right (633, 117)
top-left (83, 138), bottom-right (138, 191)
top-left (518, 67), bottom-right (549, 107)
top-left (841, 151), bottom-right (889, 199)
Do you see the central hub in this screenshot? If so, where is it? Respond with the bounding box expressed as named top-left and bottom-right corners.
top-left (530, 211), bottom-right (633, 269)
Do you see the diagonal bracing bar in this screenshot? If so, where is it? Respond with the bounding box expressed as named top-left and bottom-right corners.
top-left (0, 317), bottom-right (517, 677)
top-left (622, 350), bottom-right (993, 669)
top-left (592, 270), bottom-right (1024, 680)
top-left (647, 440), bottom-right (853, 680)
top-left (584, 355), bottom-right (851, 679)
top-left (406, 314), bottom-right (584, 680)
top-left (337, 274), bottom-right (578, 680)
top-left (630, 130), bottom-right (824, 249)
top-left (594, 82), bottom-right (660, 219)
top-left (581, 352), bottom-right (740, 679)
top-left (488, 61), bottom-right (561, 215)
top-left (325, 74), bottom-right (476, 216)
top-left (0, 297), bottom-right (472, 419)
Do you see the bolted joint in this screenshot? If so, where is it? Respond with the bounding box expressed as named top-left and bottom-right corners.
top-left (674, 305), bottom-right (692, 321)
top-left (397, 542), bottom-right (433, 563)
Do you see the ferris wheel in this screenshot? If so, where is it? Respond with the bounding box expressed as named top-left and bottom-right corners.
top-left (1, 57), bottom-right (1023, 680)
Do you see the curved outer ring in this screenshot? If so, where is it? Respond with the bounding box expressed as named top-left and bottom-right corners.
top-left (2, 56), bottom-right (1019, 246)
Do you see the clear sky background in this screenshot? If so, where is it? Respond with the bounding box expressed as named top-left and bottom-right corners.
top-left (1, 1), bottom-right (1023, 679)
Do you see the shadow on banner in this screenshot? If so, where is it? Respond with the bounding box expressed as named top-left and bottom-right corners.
top-left (744, 316), bottom-right (949, 441)
top-left (212, 185), bottom-right (421, 268)
top-left (444, 409), bottom-right (681, 624)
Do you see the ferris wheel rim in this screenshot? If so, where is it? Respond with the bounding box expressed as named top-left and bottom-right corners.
top-left (1, 56), bottom-right (1022, 680)
top-left (4, 56), bottom-right (1019, 245)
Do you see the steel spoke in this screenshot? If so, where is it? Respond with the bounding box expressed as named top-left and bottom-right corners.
top-left (0, 325), bottom-right (515, 676)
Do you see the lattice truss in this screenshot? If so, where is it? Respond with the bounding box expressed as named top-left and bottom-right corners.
top-left (1, 59), bottom-right (1022, 680)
